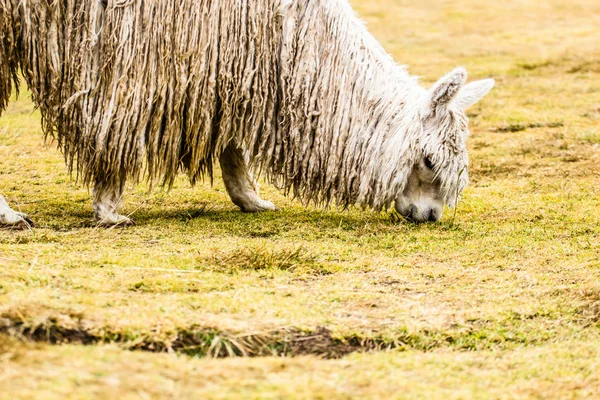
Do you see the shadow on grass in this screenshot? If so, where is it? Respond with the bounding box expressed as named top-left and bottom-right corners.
top-left (3, 196), bottom-right (470, 243)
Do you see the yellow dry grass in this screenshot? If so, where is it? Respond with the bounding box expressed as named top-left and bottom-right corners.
top-left (1, 0), bottom-right (600, 398)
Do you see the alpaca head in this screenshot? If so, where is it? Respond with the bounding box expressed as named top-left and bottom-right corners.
top-left (395, 68), bottom-right (494, 223)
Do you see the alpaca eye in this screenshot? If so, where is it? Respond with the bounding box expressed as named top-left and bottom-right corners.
top-left (424, 156), bottom-right (434, 170)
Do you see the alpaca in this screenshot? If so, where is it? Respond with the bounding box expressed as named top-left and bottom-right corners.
top-left (0, 0), bottom-right (494, 228)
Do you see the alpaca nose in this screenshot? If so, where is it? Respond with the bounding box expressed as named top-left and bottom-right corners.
top-left (407, 204), bottom-right (440, 223)
top-left (428, 208), bottom-right (441, 222)
top-left (407, 204), bottom-right (427, 223)
top-left (408, 204), bottom-right (419, 221)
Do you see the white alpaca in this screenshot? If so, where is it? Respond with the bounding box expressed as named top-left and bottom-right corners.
top-left (0, 0), bottom-right (493, 228)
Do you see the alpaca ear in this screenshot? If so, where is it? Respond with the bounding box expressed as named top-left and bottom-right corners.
top-left (427, 67), bottom-right (468, 112)
top-left (453, 78), bottom-right (495, 110)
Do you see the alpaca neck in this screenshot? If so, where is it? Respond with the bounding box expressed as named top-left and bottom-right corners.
top-left (264, 0), bottom-right (423, 209)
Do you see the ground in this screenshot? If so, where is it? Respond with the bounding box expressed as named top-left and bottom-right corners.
top-left (1, 0), bottom-right (600, 398)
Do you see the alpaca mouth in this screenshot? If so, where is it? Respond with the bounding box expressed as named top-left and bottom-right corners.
top-left (403, 214), bottom-right (430, 224)
top-left (401, 205), bottom-right (441, 224)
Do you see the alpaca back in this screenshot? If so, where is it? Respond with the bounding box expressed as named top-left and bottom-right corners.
top-left (5, 0), bottom-right (281, 191)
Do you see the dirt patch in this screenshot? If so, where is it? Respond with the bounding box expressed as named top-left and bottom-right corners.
top-left (0, 308), bottom-right (385, 359)
top-left (517, 60), bottom-right (555, 71)
top-left (515, 57), bottom-right (600, 75)
top-left (0, 306), bottom-right (563, 359)
top-left (568, 61), bottom-right (600, 74)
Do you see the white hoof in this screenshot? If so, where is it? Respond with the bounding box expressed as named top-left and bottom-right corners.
top-left (0, 195), bottom-right (34, 229)
top-left (241, 199), bottom-right (280, 213)
top-left (0, 210), bottom-right (34, 230)
top-left (96, 213), bottom-right (135, 227)
top-left (258, 200), bottom-right (280, 212)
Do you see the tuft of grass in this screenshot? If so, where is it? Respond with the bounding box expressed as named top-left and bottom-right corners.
top-left (578, 129), bottom-right (600, 144)
top-left (208, 246), bottom-right (335, 276)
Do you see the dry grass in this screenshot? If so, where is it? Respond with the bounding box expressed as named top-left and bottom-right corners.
top-left (2, 336), bottom-right (600, 399)
top-left (1, 0), bottom-right (600, 398)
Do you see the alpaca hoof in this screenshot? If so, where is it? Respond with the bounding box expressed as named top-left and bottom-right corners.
top-left (96, 214), bottom-right (135, 228)
top-left (0, 212), bottom-right (34, 230)
top-left (3, 220), bottom-right (33, 230)
top-left (241, 200), bottom-right (279, 213)
top-left (20, 215), bottom-right (35, 228)
top-left (260, 200), bottom-right (280, 212)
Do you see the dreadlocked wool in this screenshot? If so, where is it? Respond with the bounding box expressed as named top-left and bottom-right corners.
top-left (0, 0), bottom-right (453, 211)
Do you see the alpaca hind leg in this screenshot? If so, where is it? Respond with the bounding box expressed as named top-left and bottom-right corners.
top-left (0, 194), bottom-right (34, 230)
top-left (219, 145), bottom-right (278, 212)
top-left (92, 183), bottom-right (134, 227)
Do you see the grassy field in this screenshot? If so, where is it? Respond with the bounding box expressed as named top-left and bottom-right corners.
top-left (1, 0), bottom-right (600, 398)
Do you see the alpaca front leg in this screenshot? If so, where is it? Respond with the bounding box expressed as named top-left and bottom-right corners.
top-left (92, 184), bottom-right (134, 227)
top-left (219, 145), bottom-right (278, 212)
top-left (0, 194), bottom-right (33, 229)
